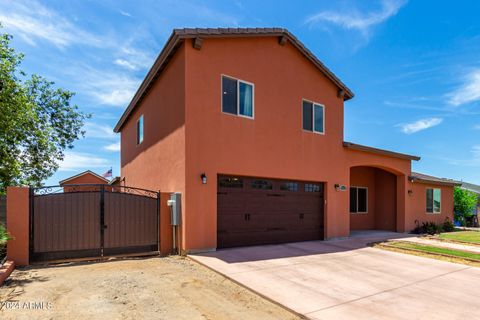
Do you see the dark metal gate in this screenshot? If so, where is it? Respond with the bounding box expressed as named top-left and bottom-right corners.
top-left (30, 184), bottom-right (159, 262)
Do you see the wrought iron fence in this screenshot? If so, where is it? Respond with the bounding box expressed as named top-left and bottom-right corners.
top-left (32, 184), bottom-right (159, 198)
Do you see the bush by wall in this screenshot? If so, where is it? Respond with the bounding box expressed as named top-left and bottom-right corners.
top-left (412, 218), bottom-right (455, 235)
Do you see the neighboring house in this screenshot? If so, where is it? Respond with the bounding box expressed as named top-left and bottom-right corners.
top-left (59, 170), bottom-right (110, 192)
top-left (114, 28), bottom-right (458, 252)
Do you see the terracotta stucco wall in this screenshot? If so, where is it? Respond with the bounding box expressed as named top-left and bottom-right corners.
top-left (120, 44), bottom-right (186, 248)
top-left (349, 166), bottom-right (397, 231)
top-left (374, 169), bottom-right (397, 231)
top-left (346, 149), bottom-right (412, 233)
top-left (406, 182), bottom-right (454, 231)
top-left (350, 167), bottom-right (376, 230)
top-left (184, 37), bottom-right (350, 250)
top-left (6, 187), bottom-right (29, 266)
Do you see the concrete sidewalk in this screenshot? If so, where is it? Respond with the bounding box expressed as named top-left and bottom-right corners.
top-left (191, 231), bottom-right (480, 320)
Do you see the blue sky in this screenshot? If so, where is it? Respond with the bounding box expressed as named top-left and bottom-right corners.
top-left (2, 0), bottom-right (480, 185)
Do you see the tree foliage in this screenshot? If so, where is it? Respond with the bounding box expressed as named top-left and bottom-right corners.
top-left (453, 186), bottom-right (478, 225)
top-left (0, 28), bottom-right (89, 193)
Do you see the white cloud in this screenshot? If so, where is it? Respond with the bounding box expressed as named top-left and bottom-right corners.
top-left (473, 145), bottom-right (480, 158)
top-left (58, 152), bottom-right (110, 171)
top-left (447, 69), bottom-right (480, 106)
top-left (114, 58), bottom-right (138, 70)
top-left (305, 0), bottom-right (407, 37)
top-left (119, 10), bottom-right (132, 17)
top-left (0, 0), bottom-right (102, 48)
top-left (104, 142), bottom-right (121, 152)
top-left (64, 64), bottom-right (140, 107)
top-left (114, 45), bottom-right (155, 71)
top-left (95, 89), bottom-right (136, 106)
top-left (398, 117), bottom-right (443, 134)
top-left (85, 69), bottom-right (139, 106)
top-left (442, 145), bottom-right (480, 167)
top-left (83, 122), bottom-right (117, 140)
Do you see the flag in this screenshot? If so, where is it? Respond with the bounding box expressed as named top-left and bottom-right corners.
top-left (103, 168), bottom-right (112, 178)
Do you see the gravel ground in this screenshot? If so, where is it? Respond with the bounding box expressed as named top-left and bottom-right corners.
top-left (0, 256), bottom-right (300, 320)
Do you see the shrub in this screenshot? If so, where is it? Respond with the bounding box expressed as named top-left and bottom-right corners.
top-left (442, 218), bottom-right (455, 232)
top-left (0, 223), bottom-right (11, 265)
top-left (423, 221), bottom-right (440, 235)
top-left (412, 220), bottom-right (423, 234)
top-left (411, 220), bottom-right (443, 235)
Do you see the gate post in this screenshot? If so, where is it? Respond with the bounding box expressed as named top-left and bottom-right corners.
top-left (100, 184), bottom-right (105, 256)
top-left (159, 192), bottom-right (173, 255)
top-left (6, 186), bottom-right (30, 266)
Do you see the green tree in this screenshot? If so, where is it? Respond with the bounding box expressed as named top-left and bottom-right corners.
top-left (0, 223), bottom-right (12, 246)
top-left (0, 28), bottom-right (88, 194)
top-left (454, 186), bottom-right (478, 226)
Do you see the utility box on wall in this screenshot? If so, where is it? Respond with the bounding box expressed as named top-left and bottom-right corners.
top-left (167, 192), bottom-right (181, 226)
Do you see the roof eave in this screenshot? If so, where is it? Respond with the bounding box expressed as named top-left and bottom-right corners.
top-left (409, 177), bottom-right (462, 187)
top-left (343, 141), bottom-right (420, 161)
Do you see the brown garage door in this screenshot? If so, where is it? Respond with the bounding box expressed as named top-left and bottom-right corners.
top-left (217, 175), bottom-right (324, 248)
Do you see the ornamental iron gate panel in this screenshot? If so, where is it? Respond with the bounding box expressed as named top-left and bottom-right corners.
top-left (30, 184), bottom-right (159, 262)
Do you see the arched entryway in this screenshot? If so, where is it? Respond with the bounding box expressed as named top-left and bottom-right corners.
top-left (349, 166), bottom-right (398, 232)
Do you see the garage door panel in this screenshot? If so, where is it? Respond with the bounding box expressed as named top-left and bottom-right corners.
top-left (217, 175), bottom-right (324, 248)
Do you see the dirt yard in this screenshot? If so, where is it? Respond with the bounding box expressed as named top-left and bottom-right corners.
top-left (0, 256), bottom-right (300, 320)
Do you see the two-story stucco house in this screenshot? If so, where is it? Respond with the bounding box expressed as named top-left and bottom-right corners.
top-left (114, 28), bottom-right (458, 253)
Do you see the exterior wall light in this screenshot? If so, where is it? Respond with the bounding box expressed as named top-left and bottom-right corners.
top-left (334, 184), bottom-right (347, 191)
top-left (201, 173), bottom-right (207, 184)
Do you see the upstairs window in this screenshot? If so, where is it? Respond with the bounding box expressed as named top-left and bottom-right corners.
top-left (426, 188), bottom-right (441, 213)
top-left (302, 100), bottom-right (324, 134)
top-left (136, 115), bottom-right (144, 145)
top-left (222, 75), bottom-right (254, 118)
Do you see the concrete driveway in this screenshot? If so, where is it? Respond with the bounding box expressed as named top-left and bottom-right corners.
top-left (190, 231), bottom-right (480, 320)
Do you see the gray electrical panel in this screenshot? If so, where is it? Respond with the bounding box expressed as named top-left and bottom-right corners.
top-left (167, 192), bottom-right (182, 226)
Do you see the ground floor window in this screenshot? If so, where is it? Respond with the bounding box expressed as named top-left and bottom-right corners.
top-left (350, 186), bottom-right (368, 213)
top-left (426, 188), bottom-right (441, 213)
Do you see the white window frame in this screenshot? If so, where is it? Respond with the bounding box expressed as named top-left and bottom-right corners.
top-left (426, 188), bottom-right (441, 214)
top-left (350, 186), bottom-right (368, 214)
top-left (136, 114), bottom-right (144, 145)
top-left (302, 99), bottom-right (325, 135)
top-left (221, 74), bottom-right (255, 119)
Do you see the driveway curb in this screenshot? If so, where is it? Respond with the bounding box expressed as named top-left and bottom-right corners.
top-left (188, 255), bottom-right (307, 320)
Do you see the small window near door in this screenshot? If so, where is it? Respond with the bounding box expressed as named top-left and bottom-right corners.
top-left (280, 182), bottom-right (298, 192)
top-left (305, 183), bottom-right (321, 192)
top-left (302, 100), bottom-right (324, 134)
top-left (222, 75), bottom-right (254, 118)
top-left (350, 187), bottom-right (368, 213)
top-left (218, 176), bottom-right (243, 188)
top-left (426, 188), bottom-right (441, 213)
top-left (251, 179), bottom-right (273, 190)
top-left (136, 115), bottom-right (144, 145)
